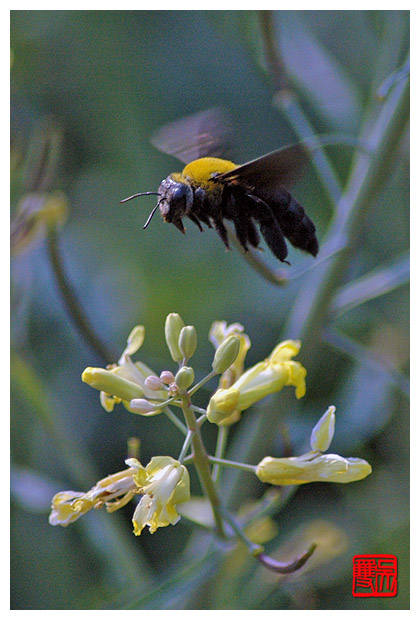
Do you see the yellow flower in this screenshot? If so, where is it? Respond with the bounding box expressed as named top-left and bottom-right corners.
top-left (256, 453), bottom-right (372, 485)
top-left (256, 406), bottom-right (372, 485)
top-left (82, 326), bottom-right (167, 414)
top-left (131, 456), bottom-right (190, 535)
top-left (206, 339), bottom-right (306, 424)
top-left (49, 463), bottom-right (139, 527)
top-left (49, 456), bottom-right (190, 537)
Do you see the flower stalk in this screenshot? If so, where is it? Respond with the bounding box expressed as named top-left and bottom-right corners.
top-left (178, 390), bottom-right (225, 538)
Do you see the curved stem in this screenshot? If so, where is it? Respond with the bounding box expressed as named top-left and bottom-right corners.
top-left (46, 224), bottom-right (116, 363)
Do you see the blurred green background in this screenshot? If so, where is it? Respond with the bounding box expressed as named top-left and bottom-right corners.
top-left (11, 10), bottom-right (409, 610)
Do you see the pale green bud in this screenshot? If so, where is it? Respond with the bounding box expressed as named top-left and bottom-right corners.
top-left (206, 387), bottom-right (240, 424)
top-left (82, 367), bottom-right (144, 402)
top-left (212, 334), bottom-right (241, 374)
top-left (175, 366), bottom-right (195, 390)
top-left (165, 313), bottom-right (185, 362)
top-left (310, 406), bottom-right (336, 452)
top-left (256, 453), bottom-right (372, 486)
top-left (178, 326), bottom-right (197, 361)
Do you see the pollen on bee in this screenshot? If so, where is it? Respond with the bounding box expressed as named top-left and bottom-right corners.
top-left (182, 157), bottom-right (237, 188)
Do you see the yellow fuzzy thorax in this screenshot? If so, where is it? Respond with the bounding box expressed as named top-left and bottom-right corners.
top-left (181, 157), bottom-right (237, 188)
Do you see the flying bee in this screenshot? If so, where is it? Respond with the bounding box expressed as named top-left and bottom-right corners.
top-left (121, 108), bottom-right (319, 264)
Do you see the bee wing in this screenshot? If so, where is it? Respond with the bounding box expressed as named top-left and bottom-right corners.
top-left (150, 107), bottom-right (233, 164)
top-left (212, 143), bottom-right (309, 190)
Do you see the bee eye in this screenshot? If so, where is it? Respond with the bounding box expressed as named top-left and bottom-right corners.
top-left (171, 185), bottom-right (189, 204)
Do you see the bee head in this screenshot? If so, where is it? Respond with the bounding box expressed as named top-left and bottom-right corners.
top-left (120, 174), bottom-right (193, 231)
top-left (157, 176), bottom-right (193, 224)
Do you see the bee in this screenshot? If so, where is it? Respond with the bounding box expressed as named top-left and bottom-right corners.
top-left (121, 108), bottom-right (319, 264)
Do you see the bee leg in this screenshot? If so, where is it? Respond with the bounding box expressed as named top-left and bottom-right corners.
top-left (172, 219), bottom-right (186, 234)
top-left (231, 212), bottom-right (251, 252)
top-left (192, 187), bottom-right (212, 228)
top-left (224, 189), bottom-right (258, 252)
top-left (245, 218), bottom-right (261, 249)
top-left (246, 193), bottom-right (289, 263)
top-left (188, 213), bottom-right (203, 231)
top-left (212, 216), bottom-right (230, 250)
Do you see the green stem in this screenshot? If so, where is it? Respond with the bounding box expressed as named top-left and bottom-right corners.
top-left (218, 506), bottom-right (263, 556)
top-left (188, 370), bottom-right (216, 397)
top-left (179, 391), bottom-right (225, 537)
top-left (46, 224), bottom-right (116, 363)
top-left (212, 425), bottom-right (229, 482)
top-left (208, 455), bottom-right (257, 474)
top-left (293, 75), bottom-right (409, 356)
top-left (178, 430), bottom-right (193, 463)
top-left (190, 405), bottom-right (207, 415)
top-left (259, 10), bottom-right (342, 208)
top-left (163, 406), bottom-right (188, 435)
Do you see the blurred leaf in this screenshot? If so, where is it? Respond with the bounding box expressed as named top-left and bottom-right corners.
top-left (11, 466), bottom-right (59, 513)
top-left (276, 12), bottom-right (362, 130)
top-left (328, 351), bottom-right (400, 452)
top-left (331, 253), bottom-right (409, 318)
top-left (377, 57), bottom-right (410, 100)
top-left (126, 548), bottom-right (222, 609)
top-left (323, 327), bottom-right (409, 397)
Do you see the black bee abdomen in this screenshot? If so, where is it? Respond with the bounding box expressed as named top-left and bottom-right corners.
top-left (269, 191), bottom-right (319, 257)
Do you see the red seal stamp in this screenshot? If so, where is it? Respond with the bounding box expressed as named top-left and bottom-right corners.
top-left (352, 554), bottom-right (397, 597)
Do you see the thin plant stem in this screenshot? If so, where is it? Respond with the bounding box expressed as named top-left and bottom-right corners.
top-left (208, 455), bottom-right (257, 474)
top-left (179, 390), bottom-right (226, 538)
top-left (163, 406), bottom-right (188, 435)
top-left (212, 425), bottom-right (229, 482)
top-left (178, 430), bottom-right (194, 463)
top-left (188, 370), bottom-right (216, 397)
top-left (190, 405), bottom-right (207, 415)
top-left (46, 224), bottom-right (116, 363)
top-left (259, 10), bottom-right (342, 208)
top-left (218, 506), bottom-right (263, 556)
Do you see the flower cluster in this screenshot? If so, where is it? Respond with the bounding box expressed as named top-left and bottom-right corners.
top-left (50, 314), bottom-right (372, 552)
top-left (50, 456), bottom-right (190, 536)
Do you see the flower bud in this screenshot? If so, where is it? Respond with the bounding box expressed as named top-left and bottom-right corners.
top-left (206, 387), bottom-right (240, 424)
top-left (118, 325), bottom-right (145, 364)
top-left (175, 366), bottom-right (195, 390)
top-left (145, 375), bottom-right (165, 391)
top-left (160, 370), bottom-right (175, 384)
top-left (82, 367), bottom-right (144, 402)
top-left (178, 325), bottom-right (197, 361)
top-left (212, 334), bottom-right (241, 374)
top-left (256, 453), bottom-right (372, 486)
top-left (310, 406), bottom-right (336, 452)
top-left (165, 313), bottom-right (185, 362)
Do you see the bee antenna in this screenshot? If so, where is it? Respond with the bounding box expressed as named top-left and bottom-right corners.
top-left (143, 203), bottom-right (161, 229)
top-left (120, 191), bottom-right (160, 204)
